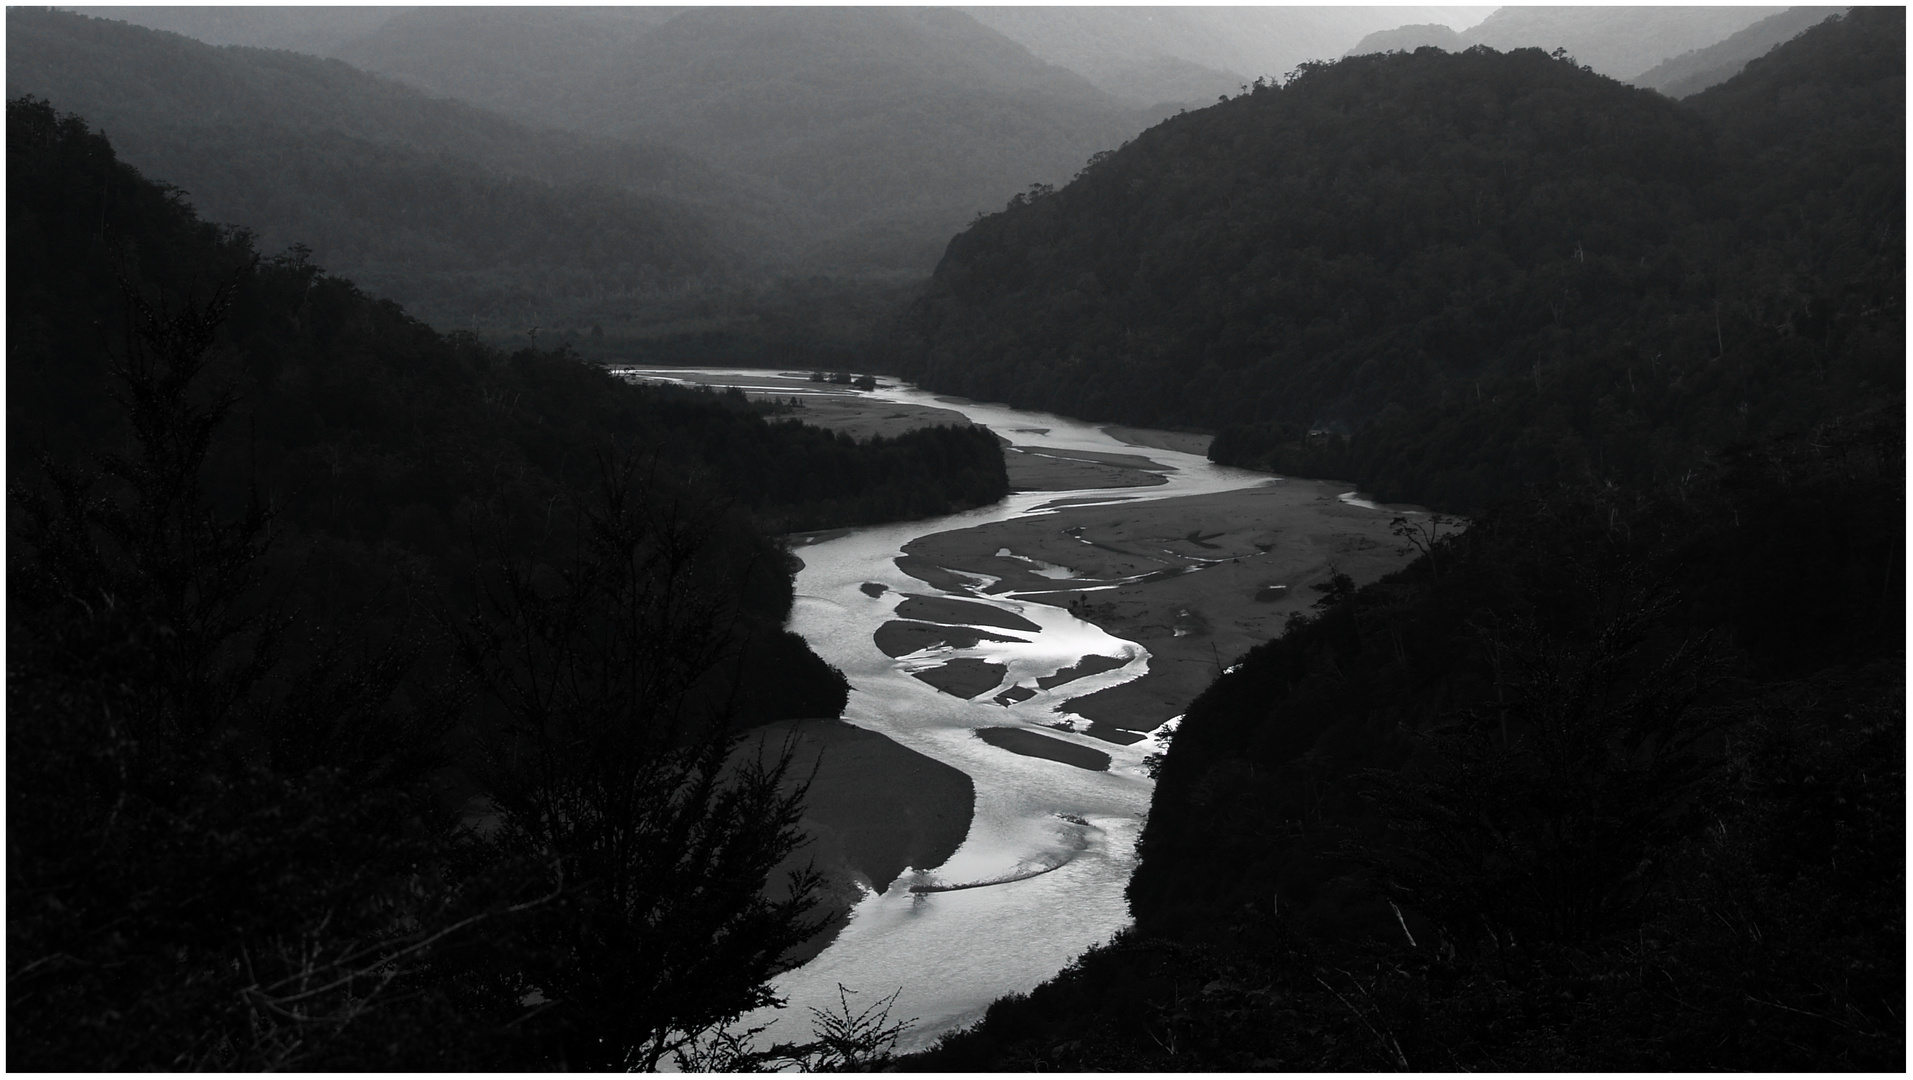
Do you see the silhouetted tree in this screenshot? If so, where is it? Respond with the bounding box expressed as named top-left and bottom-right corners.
top-left (452, 453), bottom-right (825, 1070)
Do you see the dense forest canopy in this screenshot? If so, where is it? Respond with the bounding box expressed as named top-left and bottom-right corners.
top-left (903, 11), bottom-right (1902, 1072)
top-left (894, 10), bottom-right (1900, 512)
top-left (6, 96), bottom-right (1005, 1068)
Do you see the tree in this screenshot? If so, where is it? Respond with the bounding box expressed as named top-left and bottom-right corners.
top-left (1358, 567), bottom-right (1724, 951)
top-left (7, 284), bottom-right (504, 1070)
top-left (452, 453), bottom-right (825, 1070)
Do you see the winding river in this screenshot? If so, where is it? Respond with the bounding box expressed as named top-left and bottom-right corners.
top-left (620, 370), bottom-right (1283, 1054)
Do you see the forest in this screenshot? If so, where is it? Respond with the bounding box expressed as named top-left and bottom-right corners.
top-left (898, 11), bottom-right (1903, 1071)
top-left (6, 96), bottom-right (1004, 1069)
top-left (894, 8), bottom-right (1901, 512)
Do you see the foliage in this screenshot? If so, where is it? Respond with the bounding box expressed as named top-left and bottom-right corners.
top-left (8, 284), bottom-right (504, 1070)
top-left (911, 407), bottom-right (1902, 1071)
top-left (5, 98), bottom-right (1008, 1069)
top-left (451, 454), bottom-right (825, 1069)
top-left (894, 11), bottom-right (1903, 512)
top-left (899, 29), bottom-right (1904, 1057)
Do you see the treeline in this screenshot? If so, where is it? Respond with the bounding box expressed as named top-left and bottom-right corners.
top-left (6, 98), bottom-right (1002, 1069)
top-left (608, 385), bottom-right (1007, 533)
top-left (914, 406), bottom-right (1903, 1071)
top-left (893, 9), bottom-right (1901, 512)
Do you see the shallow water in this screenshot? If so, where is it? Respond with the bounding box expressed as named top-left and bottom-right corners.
top-left (618, 370), bottom-right (1285, 1053)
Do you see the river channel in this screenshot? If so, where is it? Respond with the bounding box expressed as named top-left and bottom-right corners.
top-left (619, 370), bottom-right (1286, 1054)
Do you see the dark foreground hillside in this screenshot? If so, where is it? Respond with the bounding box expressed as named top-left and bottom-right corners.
top-left (902, 11), bottom-right (1902, 1073)
top-left (6, 98), bottom-right (1005, 1069)
top-left (895, 9), bottom-right (1901, 512)
top-left (914, 416), bottom-right (1902, 1071)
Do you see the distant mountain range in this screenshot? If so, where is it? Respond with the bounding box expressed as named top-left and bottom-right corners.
top-left (22, 5), bottom-right (1852, 338)
top-left (959, 7), bottom-right (1497, 105)
top-left (1347, 6), bottom-right (1797, 78)
top-left (328, 6), bottom-right (1155, 272)
top-left (7, 8), bottom-right (762, 331)
top-left (1629, 6), bottom-right (1846, 95)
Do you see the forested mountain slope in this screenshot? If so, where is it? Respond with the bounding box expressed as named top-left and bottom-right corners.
top-left (904, 11), bottom-right (1901, 1071)
top-left (7, 8), bottom-right (786, 330)
top-left (896, 9), bottom-right (1901, 511)
top-left (332, 6), bottom-right (1156, 273)
top-left (8, 95), bottom-right (1009, 1068)
top-left (1628, 6), bottom-right (1844, 96)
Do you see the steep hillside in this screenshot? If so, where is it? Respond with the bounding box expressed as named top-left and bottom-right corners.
top-left (333, 6), bottom-right (1154, 272)
top-left (903, 12), bottom-right (1903, 1070)
top-left (8, 94), bottom-right (1018, 1069)
top-left (895, 11), bottom-right (1902, 510)
top-left (1629, 6), bottom-right (1844, 96)
top-left (5, 8), bottom-right (789, 332)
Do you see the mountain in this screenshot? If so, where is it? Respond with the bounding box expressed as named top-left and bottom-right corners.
top-left (331, 6), bottom-right (1156, 272)
top-left (965, 6), bottom-right (1495, 104)
top-left (1628, 6), bottom-right (1844, 97)
top-left (1343, 22), bottom-right (1465, 55)
top-left (904, 11), bottom-right (1903, 1070)
top-left (1350, 6), bottom-right (1788, 77)
top-left (58, 5), bottom-right (411, 52)
top-left (5, 7), bottom-right (789, 332)
top-left (892, 11), bottom-right (1901, 511)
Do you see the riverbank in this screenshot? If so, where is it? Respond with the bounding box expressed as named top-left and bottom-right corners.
top-left (899, 478), bottom-right (1416, 740)
top-left (743, 718), bottom-right (975, 967)
top-left (615, 366), bottom-right (1430, 1050)
top-left (607, 367), bottom-right (1174, 493)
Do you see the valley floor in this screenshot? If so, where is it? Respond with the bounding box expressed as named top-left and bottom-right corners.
top-left (659, 369), bottom-right (1428, 965)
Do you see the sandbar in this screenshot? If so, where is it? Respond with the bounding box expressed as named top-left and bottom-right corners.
top-left (975, 727), bottom-right (1111, 772)
top-left (901, 480), bottom-right (1434, 734)
top-left (1101, 425), bottom-right (1213, 456)
top-left (895, 595), bottom-right (1042, 632)
top-left (742, 717), bottom-right (974, 966)
top-left (1035, 654), bottom-right (1128, 690)
top-left (875, 621), bottom-right (1027, 657)
top-left (912, 657), bottom-right (1008, 698)
top-left (1001, 445), bottom-right (1170, 492)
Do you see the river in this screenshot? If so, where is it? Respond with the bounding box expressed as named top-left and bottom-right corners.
top-left (617, 369), bottom-right (1284, 1055)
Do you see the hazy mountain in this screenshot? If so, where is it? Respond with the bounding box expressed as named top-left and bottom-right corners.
top-left (332, 6), bottom-right (1155, 272)
top-left (7, 8), bottom-right (770, 330)
top-left (1629, 6), bottom-right (1843, 97)
top-left (1343, 22), bottom-right (1466, 56)
top-left (61, 6), bottom-right (411, 53)
top-left (894, 14), bottom-right (1901, 510)
top-left (963, 6), bottom-right (1494, 104)
top-left (1350, 6), bottom-right (1788, 77)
